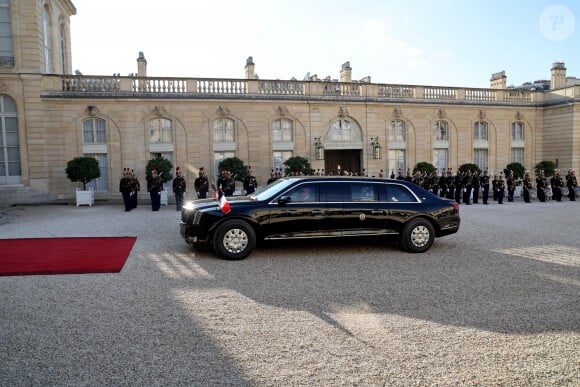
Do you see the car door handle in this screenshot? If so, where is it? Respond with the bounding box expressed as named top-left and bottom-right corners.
top-left (371, 210), bottom-right (385, 215)
top-left (310, 210), bottom-right (326, 216)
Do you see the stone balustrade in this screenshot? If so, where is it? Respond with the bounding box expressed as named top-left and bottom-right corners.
top-left (54, 74), bottom-right (580, 104)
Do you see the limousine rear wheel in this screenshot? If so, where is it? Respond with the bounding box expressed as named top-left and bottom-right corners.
top-left (401, 218), bottom-right (434, 253)
top-left (214, 220), bottom-right (256, 260)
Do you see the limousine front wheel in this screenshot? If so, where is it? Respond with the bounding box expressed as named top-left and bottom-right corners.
top-left (214, 220), bottom-right (256, 260)
top-left (401, 218), bottom-right (434, 253)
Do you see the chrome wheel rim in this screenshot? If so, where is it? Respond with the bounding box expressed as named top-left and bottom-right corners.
top-left (223, 228), bottom-right (248, 254)
top-left (410, 225), bottom-right (430, 247)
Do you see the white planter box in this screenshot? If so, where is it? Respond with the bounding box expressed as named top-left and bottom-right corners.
top-left (76, 189), bottom-right (94, 207)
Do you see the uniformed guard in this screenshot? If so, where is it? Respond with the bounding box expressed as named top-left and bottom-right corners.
top-left (129, 169), bottom-right (140, 209)
top-left (147, 167), bottom-right (163, 211)
top-left (471, 170), bottom-right (480, 204)
top-left (429, 170), bottom-right (439, 196)
top-left (462, 169), bottom-right (472, 205)
top-left (172, 166), bottom-right (186, 211)
top-left (454, 170), bottom-right (463, 204)
top-left (397, 169), bottom-right (405, 180)
top-left (405, 168), bottom-right (413, 182)
top-left (536, 170), bottom-right (546, 202)
top-left (194, 167), bottom-right (209, 199)
top-left (566, 169), bottom-right (577, 201)
top-left (119, 168), bottom-right (133, 212)
top-left (438, 169), bottom-right (447, 198)
top-left (492, 174), bottom-right (499, 201)
top-left (551, 170), bottom-right (563, 202)
top-left (390, 169), bottom-right (396, 179)
top-left (243, 166), bottom-right (258, 195)
top-left (522, 171), bottom-right (532, 203)
top-left (480, 169), bottom-right (490, 204)
top-left (224, 171), bottom-right (235, 196)
top-left (507, 171), bottom-right (516, 202)
top-left (446, 168), bottom-right (455, 200)
top-left (496, 173), bottom-right (506, 204)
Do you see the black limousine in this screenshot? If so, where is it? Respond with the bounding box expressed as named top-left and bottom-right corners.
top-left (180, 176), bottom-right (460, 259)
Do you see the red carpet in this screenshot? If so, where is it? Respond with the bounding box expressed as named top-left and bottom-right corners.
top-left (0, 237), bottom-right (136, 276)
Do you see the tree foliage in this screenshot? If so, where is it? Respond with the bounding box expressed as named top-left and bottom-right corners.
top-left (284, 156), bottom-right (314, 175)
top-left (218, 157), bottom-right (246, 181)
top-left (65, 156), bottom-right (101, 190)
top-left (504, 162), bottom-right (525, 180)
top-left (146, 154), bottom-right (173, 184)
top-left (413, 162), bottom-right (434, 176)
top-left (534, 160), bottom-right (556, 177)
top-left (459, 163), bottom-right (481, 176)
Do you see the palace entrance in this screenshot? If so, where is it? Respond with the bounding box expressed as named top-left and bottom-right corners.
top-left (324, 149), bottom-right (361, 175)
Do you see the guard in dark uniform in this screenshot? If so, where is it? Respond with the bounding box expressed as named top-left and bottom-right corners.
top-left (551, 170), bottom-right (563, 202)
top-left (567, 169), bottom-right (577, 201)
top-left (429, 170), bottom-right (439, 196)
top-left (454, 170), bottom-right (463, 204)
top-left (194, 167), bottom-right (209, 199)
top-left (119, 168), bottom-right (133, 212)
top-left (507, 171), bottom-right (516, 202)
top-left (536, 171), bottom-right (546, 202)
top-left (446, 168), bottom-right (455, 200)
top-left (243, 166), bottom-right (258, 195)
top-left (405, 168), bottom-right (413, 182)
top-left (471, 170), bottom-right (480, 204)
top-left (522, 171), bottom-right (532, 203)
top-left (480, 169), bottom-right (490, 204)
top-left (147, 167), bottom-right (163, 211)
top-left (462, 169), bottom-right (472, 205)
top-left (492, 174), bottom-right (499, 201)
top-left (223, 171), bottom-right (235, 196)
top-left (172, 166), bottom-right (186, 211)
top-left (496, 173), bottom-right (505, 204)
top-left (438, 169), bottom-right (447, 198)
top-left (129, 169), bottom-right (140, 209)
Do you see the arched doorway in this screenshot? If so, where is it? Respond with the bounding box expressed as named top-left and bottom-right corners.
top-left (322, 116), bottom-right (363, 175)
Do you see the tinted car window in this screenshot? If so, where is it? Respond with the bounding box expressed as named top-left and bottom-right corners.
top-left (386, 184), bottom-right (418, 202)
top-left (350, 183), bottom-right (378, 202)
top-left (287, 184), bottom-right (319, 202)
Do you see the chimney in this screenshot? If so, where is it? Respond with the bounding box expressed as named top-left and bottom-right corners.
top-left (551, 62), bottom-right (566, 89)
top-left (490, 71), bottom-right (506, 89)
top-left (245, 56), bottom-right (255, 79)
top-left (340, 61), bottom-right (352, 83)
top-left (137, 52), bottom-right (147, 77)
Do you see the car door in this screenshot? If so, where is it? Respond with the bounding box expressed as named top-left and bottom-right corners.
top-left (341, 182), bottom-right (393, 236)
top-left (382, 182), bottom-right (422, 233)
top-left (266, 182), bottom-right (338, 238)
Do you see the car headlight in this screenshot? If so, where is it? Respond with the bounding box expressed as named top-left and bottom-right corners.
top-left (183, 201), bottom-right (195, 210)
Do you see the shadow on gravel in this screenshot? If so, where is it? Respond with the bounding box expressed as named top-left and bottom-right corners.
top-left (187, 236), bottom-right (580, 335)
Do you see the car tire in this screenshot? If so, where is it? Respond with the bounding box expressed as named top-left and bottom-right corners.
top-left (213, 220), bottom-right (256, 260)
top-left (400, 218), bottom-right (435, 253)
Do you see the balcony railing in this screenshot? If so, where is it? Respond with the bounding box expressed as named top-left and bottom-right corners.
top-left (51, 74), bottom-right (571, 104)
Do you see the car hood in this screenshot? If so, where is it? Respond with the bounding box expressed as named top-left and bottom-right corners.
top-left (192, 196), bottom-right (254, 211)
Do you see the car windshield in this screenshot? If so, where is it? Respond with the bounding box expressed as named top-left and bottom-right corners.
top-left (249, 178), bottom-right (295, 201)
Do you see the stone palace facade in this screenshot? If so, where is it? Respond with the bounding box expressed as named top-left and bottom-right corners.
top-left (0, 0), bottom-right (579, 205)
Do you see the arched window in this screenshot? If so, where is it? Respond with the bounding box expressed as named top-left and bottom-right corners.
top-left (434, 120), bottom-right (448, 141)
top-left (474, 121), bottom-right (488, 140)
top-left (150, 118), bottom-right (173, 144)
top-left (511, 122), bottom-right (524, 141)
top-left (0, 95), bottom-right (19, 184)
top-left (214, 117), bottom-right (235, 142)
top-left (329, 118), bottom-right (356, 141)
top-left (83, 118), bottom-right (106, 144)
top-left (389, 120), bottom-right (405, 141)
top-left (272, 118), bottom-right (293, 142)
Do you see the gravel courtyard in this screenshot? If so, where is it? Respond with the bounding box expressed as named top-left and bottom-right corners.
top-left (1, 199), bottom-right (578, 386)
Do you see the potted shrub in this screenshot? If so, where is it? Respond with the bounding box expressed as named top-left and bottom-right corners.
top-left (65, 156), bottom-right (101, 206)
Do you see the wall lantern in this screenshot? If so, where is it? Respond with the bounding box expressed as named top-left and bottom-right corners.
top-left (314, 137), bottom-right (324, 160)
top-left (371, 137), bottom-right (382, 160)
